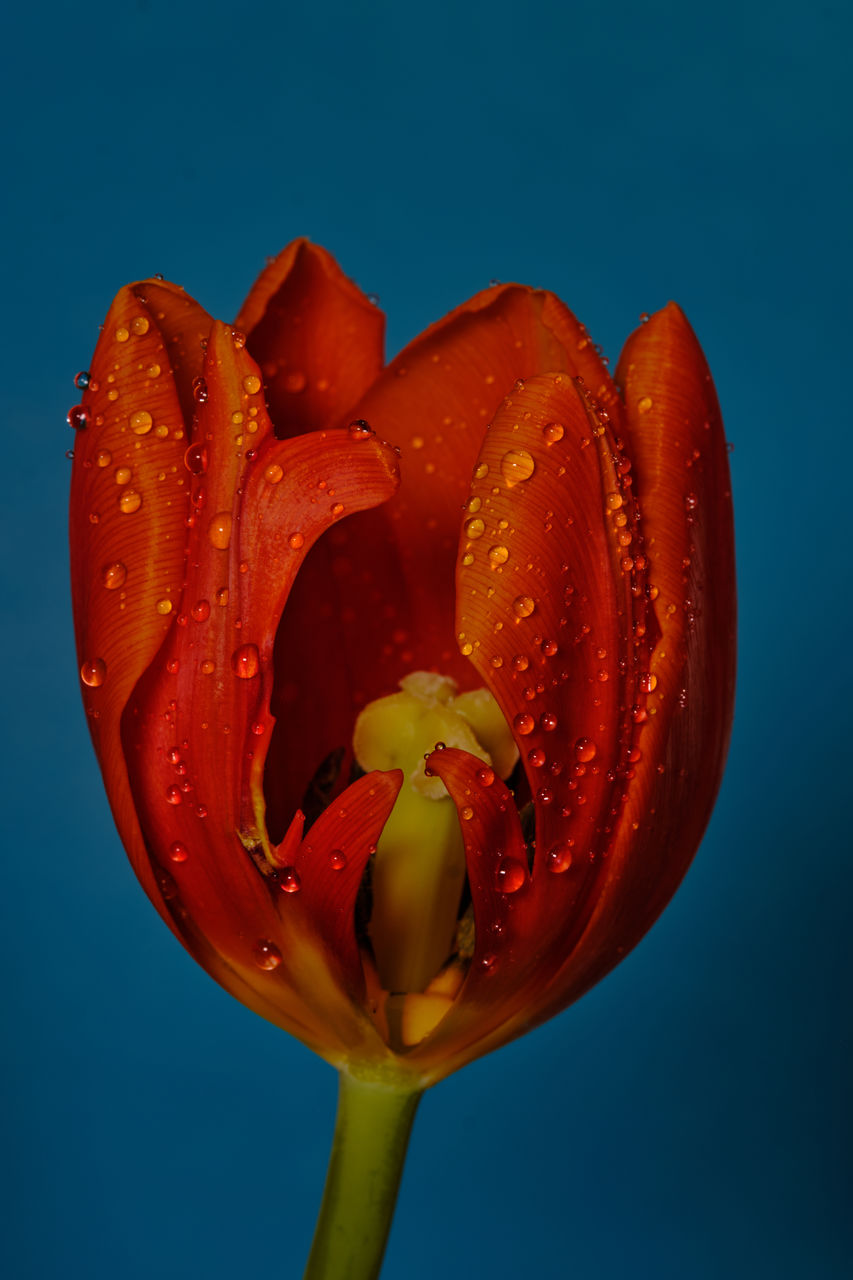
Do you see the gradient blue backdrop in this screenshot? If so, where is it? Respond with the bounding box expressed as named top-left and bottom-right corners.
top-left (2, 1), bottom-right (850, 1277)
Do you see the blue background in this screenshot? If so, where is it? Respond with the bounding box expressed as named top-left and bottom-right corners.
top-left (2, 1), bottom-right (850, 1276)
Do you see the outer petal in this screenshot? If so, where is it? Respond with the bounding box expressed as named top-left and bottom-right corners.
top-left (236, 238), bottom-right (385, 438)
top-left (268, 286), bottom-right (622, 824)
top-left (117, 323), bottom-right (401, 1060)
top-left (69, 281), bottom-right (210, 926)
top-left (533, 304), bottom-right (736, 1015)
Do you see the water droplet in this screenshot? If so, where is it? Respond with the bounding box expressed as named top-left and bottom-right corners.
top-left (96, 450), bottom-right (112, 467)
top-left (215, 587), bottom-right (229, 607)
top-left (191, 600), bottom-right (210, 623)
top-left (574, 737), bottom-right (596, 762)
top-left (168, 841), bottom-right (189, 863)
top-left (464, 516), bottom-right (485, 539)
top-left (114, 466), bottom-right (132, 486)
top-left (488, 544), bottom-right (509, 567)
top-left (495, 856), bottom-right (527, 893)
top-left (67, 404), bottom-right (88, 430)
top-left (278, 866), bottom-right (302, 893)
top-left (74, 371), bottom-right (90, 390)
top-left (348, 419), bottom-right (372, 439)
top-left (165, 785), bottom-right (182, 805)
top-left (606, 492), bottom-right (623, 511)
top-left (540, 711), bottom-right (558, 731)
top-left (264, 462), bottom-right (283, 484)
top-left (461, 805), bottom-right (474, 821)
top-left (184, 443), bottom-right (208, 475)
top-left (546, 842), bottom-right (573, 873)
top-left (476, 766), bottom-right (495, 787)
top-left (474, 462), bottom-right (489, 480)
top-left (513, 712), bottom-right (535, 735)
top-left (329, 848), bottom-right (347, 870)
top-left (512, 595), bottom-right (535, 619)
top-left (119, 490), bottom-right (142, 514)
top-left (116, 325), bottom-right (130, 343)
top-left (80, 657), bottom-right (106, 687)
top-left (253, 940), bottom-right (282, 970)
top-left (501, 448), bottom-right (535, 486)
top-left (684, 492), bottom-right (698, 511)
top-left (637, 396), bottom-right (653, 414)
top-left (156, 598), bottom-right (172, 615)
top-left (208, 512), bottom-right (232, 549)
top-left (639, 672), bottom-right (658, 693)
top-left (147, 363), bottom-right (161, 378)
top-left (192, 375), bottom-right (208, 403)
top-left (542, 421), bottom-right (564, 445)
top-left (243, 374), bottom-right (262, 395)
top-left (129, 410), bottom-right (153, 435)
top-left (232, 643), bottom-right (260, 679)
top-left (101, 561), bottom-right (127, 589)
top-left (287, 531), bottom-right (305, 550)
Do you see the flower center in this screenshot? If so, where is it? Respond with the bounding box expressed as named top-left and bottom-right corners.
top-left (353, 671), bottom-right (518, 996)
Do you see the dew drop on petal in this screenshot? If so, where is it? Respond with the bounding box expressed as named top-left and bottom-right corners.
top-left (488, 544), bottom-right (509, 567)
top-left (67, 404), bottom-right (88, 430)
top-left (329, 849), bottom-right (347, 870)
top-left (574, 737), bottom-right (597, 762)
top-left (184, 443), bottom-right (208, 475)
top-left (74, 371), bottom-right (90, 390)
top-left (513, 712), bottom-right (535, 735)
top-left (253, 940), bottom-right (282, 970)
top-left (495, 856), bottom-right (527, 893)
top-left (542, 421), bottom-right (564, 445)
top-left (546, 842), bottom-right (573, 873)
top-left (513, 595), bottom-right (535, 619)
top-left (168, 841), bottom-right (189, 863)
top-left (208, 512), bottom-right (232, 549)
top-left (119, 490), bottom-right (142, 514)
top-left (637, 396), bottom-right (653, 414)
top-left (278, 866), bottom-right (302, 894)
top-left (464, 516), bottom-right (485, 540)
top-left (165, 785), bottom-right (182, 805)
top-left (288, 531), bottom-right (305, 550)
top-left (101, 561), bottom-right (127, 589)
top-left (80, 658), bottom-right (106, 687)
top-left (264, 463), bottom-right (283, 484)
top-left (501, 448), bottom-right (536, 486)
top-left (243, 374), bottom-right (261, 395)
top-left (476, 766), bottom-right (495, 787)
top-left (130, 410), bottom-right (153, 436)
top-left (232, 643), bottom-right (260, 679)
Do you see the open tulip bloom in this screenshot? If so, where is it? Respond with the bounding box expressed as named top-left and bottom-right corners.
top-left (69, 240), bottom-right (735, 1279)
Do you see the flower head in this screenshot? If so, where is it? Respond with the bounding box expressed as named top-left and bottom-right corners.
top-left (70, 241), bottom-right (735, 1087)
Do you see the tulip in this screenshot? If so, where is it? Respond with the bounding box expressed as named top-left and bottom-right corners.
top-left (69, 241), bottom-right (735, 1280)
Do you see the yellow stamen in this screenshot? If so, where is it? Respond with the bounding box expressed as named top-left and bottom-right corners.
top-left (353, 671), bottom-right (518, 995)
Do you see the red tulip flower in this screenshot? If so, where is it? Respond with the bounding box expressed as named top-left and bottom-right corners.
top-left (69, 241), bottom-right (735, 1280)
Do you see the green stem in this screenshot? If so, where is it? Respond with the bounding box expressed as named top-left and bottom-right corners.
top-left (304, 1071), bottom-right (423, 1280)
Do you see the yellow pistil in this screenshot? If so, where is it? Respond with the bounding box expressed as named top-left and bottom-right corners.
top-left (353, 672), bottom-right (518, 996)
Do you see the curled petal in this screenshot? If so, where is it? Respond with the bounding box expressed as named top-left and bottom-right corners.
top-left (69, 282), bottom-right (210, 922)
top-left (531, 304), bottom-right (736, 1016)
top-left (236, 238), bottom-right (385, 438)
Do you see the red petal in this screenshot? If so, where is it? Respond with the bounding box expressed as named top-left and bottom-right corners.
top-left (119, 323), bottom-right (400, 1055)
top-left (236, 239), bottom-right (385, 438)
top-left (269, 285), bottom-right (622, 826)
top-left (69, 281), bottom-right (209, 923)
top-left (288, 770), bottom-right (403, 998)
top-left (530, 304), bottom-right (736, 1016)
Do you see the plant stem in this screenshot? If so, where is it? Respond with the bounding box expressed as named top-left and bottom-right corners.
top-left (304, 1071), bottom-right (423, 1280)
